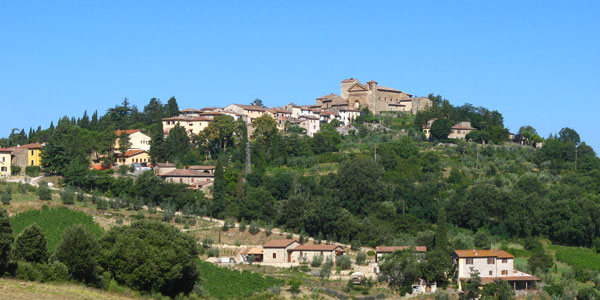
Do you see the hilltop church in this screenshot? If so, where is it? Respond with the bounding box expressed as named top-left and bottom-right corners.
top-left (315, 78), bottom-right (431, 114)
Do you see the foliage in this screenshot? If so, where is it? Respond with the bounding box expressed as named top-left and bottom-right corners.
top-left (480, 279), bottom-right (514, 300)
top-left (196, 260), bottom-right (283, 299)
top-left (311, 254), bottom-right (324, 267)
top-left (549, 245), bottom-right (600, 272)
top-left (320, 258), bottom-right (333, 279)
top-left (37, 182), bottom-right (52, 201)
top-left (528, 249), bottom-right (554, 273)
top-left (356, 251), bottom-right (367, 265)
top-left (25, 166), bottom-right (41, 177)
top-left (11, 207), bottom-right (103, 253)
top-left (0, 190), bottom-right (11, 205)
top-left (379, 249), bottom-right (420, 295)
top-left (0, 207), bottom-right (12, 274)
top-left (55, 224), bottom-right (100, 283)
top-left (430, 119), bottom-right (452, 140)
top-left (98, 221), bottom-right (199, 297)
top-left (59, 185), bottom-right (75, 205)
top-left (14, 224), bottom-right (48, 263)
top-left (336, 255), bottom-right (352, 270)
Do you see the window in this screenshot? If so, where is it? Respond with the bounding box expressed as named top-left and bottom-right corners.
top-left (273, 253), bottom-right (276, 259)
top-left (31, 150), bottom-right (34, 156)
top-left (487, 258), bottom-right (495, 264)
top-left (31, 160), bottom-right (34, 166)
top-left (466, 258), bottom-right (473, 264)
top-left (502, 270), bottom-right (508, 275)
top-left (502, 259), bottom-right (507, 263)
top-left (1, 167), bottom-right (6, 172)
top-left (1, 157), bottom-right (4, 162)
top-left (489, 271), bottom-right (493, 276)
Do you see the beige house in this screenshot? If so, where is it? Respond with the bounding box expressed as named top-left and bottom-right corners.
top-left (114, 130), bottom-right (151, 152)
top-left (262, 239), bottom-right (300, 264)
top-left (159, 169), bottom-right (215, 185)
top-left (448, 122), bottom-right (476, 139)
top-left (162, 116), bottom-right (213, 136)
top-left (117, 150), bottom-right (151, 165)
top-left (375, 246), bottom-right (427, 262)
top-left (288, 244), bottom-right (345, 264)
top-left (224, 104), bottom-right (274, 124)
top-left (270, 108), bottom-right (292, 130)
top-left (452, 249), bottom-right (540, 291)
top-left (0, 148), bottom-right (12, 177)
top-left (298, 115), bottom-right (320, 137)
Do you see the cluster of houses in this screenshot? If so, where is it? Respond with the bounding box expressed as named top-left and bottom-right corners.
top-left (237, 240), bottom-right (539, 295)
top-left (0, 142), bottom-right (44, 177)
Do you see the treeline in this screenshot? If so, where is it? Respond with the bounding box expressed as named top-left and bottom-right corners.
top-left (0, 207), bottom-right (202, 298)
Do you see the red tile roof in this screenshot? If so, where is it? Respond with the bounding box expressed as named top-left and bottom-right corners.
top-left (453, 249), bottom-right (514, 259)
top-left (263, 239), bottom-right (298, 248)
top-left (480, 276), bottom-right (540, 284)
top-left (115, 129), bottom-right (140, 136)
top-left (376, 246), bottom-right (427, 253)
top-left (188, 165), bottom-right (215, 170)
top-left (233, 104), bottom-right (270, 112)
top-left (162, 116), bottom-right (214, 121)
top-left (15, 142), bottom-right (44, 149)
top-left (289, 244), bottom-right (345, 252)
top-left (0, 148), bottom-right (12, 153)
top-left (119, 150), bottom-right (147, 157)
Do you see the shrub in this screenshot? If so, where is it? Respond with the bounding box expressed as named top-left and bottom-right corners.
top-left (202, 237), bottom-right (213, 249)
top-left (25, 166), bottom-right (41, 177)
top-left (266, 224), bottom-right (273, 237)
top-left (356, 251), bottom-right (367, 265)
top-left (239, 220), bottom-right (247, 232)
top-left (38, 182), bottom-right (52, 201)
top-left (96, 198), bottom-right (108, 210)
top-left (15, 261), bottom-right (43, 281)
top-left (175, 215), bottom-right (185, 224)
top-left (76, 190), bottom-right (85, 202)
top-left (116, 217), bottom-right (124, 225)
top-left (1, 191), bottom-right (11, 205)
top-left (288, 278), bottom-right (301, 294)
top-left (14, 224), bottom-right (48, 263)
top-left (299, 265), bottom-right (310, 272)
top-left (207, 247), bottom-right (220, 258)
top-left (60, 186), bottom-right (75, 205)
top-left (249, 221), bottom-right (260, 235)
top-left (367, 250), bottom-right (376, 257)
top-left (0, 207), bottom-right (12, 274)
top-left (46, 260), bottom-right (70, 282)
top-left (320, 258), bottom-right (333, 279)
top-left (336, 255), bottom-right (352, 270)
top-left (311, 255), bottom-right (324, 267)
top-left (11, 165), bottom-right (22, 175)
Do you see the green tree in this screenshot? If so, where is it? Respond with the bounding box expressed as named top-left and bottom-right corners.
top-left (421, 250), bottom-right (452, 286)
top-left (379, 249), bottom-right (421, 295)
top-left (117, 131), bottom-right (131, 153)
top-left (335, 157), bottom-right (384, 214)
top-left (55, 224), bottom-right (99, 283)
top-left (0, 207), bottom-right (13, 274)
top-left (252, 115), bottom-right (278, 148)
top-left (13, 223), bottom-right (48, 263)
top-left (251, 98), bottom-right (264, 107)
top-left (164, 96), bottom-right (179, 117)
top-left (558, 127), bottom-right (580, 146)
top-left (210, 157), bottom-right (227, 217)
top-left (430, 119), bottom-right (452, 140)
top-left (165, 124), bottom-right (190, 162)
top-left (474, 230), bottom-right (491, 249)
top-left (434, 207), bottom-right (449, 252)
top-left (98, 221), bottom-right (198, 297)
top-left (528, 250), bottom-right (553, 273)
top-left (1, 190), bottom-right (11, 205)
top-left (461, 268), bottom-right (481, 300)
top-left (481, 279), bottom-right (514, 300)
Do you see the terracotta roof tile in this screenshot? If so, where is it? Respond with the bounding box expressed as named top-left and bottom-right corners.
top-left (161, 169), bottom-right (215, 177)
top-left (0, 148), bottom-right (12, 153)
top-left (119, 150), bottom-right (147, 157)
top-left (289, 244), bottom-right (345, 252)
top-left (15, 142), bottom-right (44, 149)
top-left (263, 239), bottom-right (298, 248)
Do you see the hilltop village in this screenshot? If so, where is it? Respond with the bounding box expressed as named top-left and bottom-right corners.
top-left (0, 78), bottom-right (596, 300)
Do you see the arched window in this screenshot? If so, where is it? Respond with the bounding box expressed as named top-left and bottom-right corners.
top-left (273, 253), bottom-right (276, 259)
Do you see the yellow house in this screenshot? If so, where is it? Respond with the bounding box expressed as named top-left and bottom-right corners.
top-left (0, 148), bottom-right (12, 177)
top-left (21, 143), bottom-right (44, 167)
top-left (117, 150), bottom-right (151, 165)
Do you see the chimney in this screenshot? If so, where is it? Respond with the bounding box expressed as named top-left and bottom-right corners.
top-left (367, 80), bottom-right (378, 91)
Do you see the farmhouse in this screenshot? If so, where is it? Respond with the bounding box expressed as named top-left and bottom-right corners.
top-left (114, 129), bottom-right (151, 152)
top-left (159, 169), bottom-right (214, 185)
top-left (288, 244), bottom-right (345, 264)
top-left (262, 239), bottom-right (300, 264)
top-left (0, 148), bottom-right (12, 177)
top-left (153, 162), bottom-right (176, 176)
top-left (117, 150), bottom-right (151, 165)
top-left (452, 249), bottom-right (540, 291)
top-left (448, 122), bottom-right (476, 139)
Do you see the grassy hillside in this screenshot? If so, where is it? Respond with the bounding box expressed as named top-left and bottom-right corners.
top-left (11, 206), bottom-right (104, 252)
top-left (0, 278), bottom-right (140, 300)
top-left (548, 244), bottom-right (600, 272)
top-left (197, 260), bottom-right (283, 299)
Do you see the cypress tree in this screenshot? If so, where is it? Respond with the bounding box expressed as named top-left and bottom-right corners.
top-left (211, 157), bottom-right (226, 217)
top-left (434, 207), bottom-right (448, 252)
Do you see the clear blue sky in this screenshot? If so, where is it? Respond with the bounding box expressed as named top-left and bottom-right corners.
top-left (1, 1), bottom-right (598, 151)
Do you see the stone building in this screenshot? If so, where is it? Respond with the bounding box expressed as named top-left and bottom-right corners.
top-left (316, 78), bottom-right (432, 114)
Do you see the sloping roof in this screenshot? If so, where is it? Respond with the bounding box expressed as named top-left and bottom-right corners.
top-left (377, 86), bottom-right (413, 96)
top-left (299, 115), bottom-right (319, 120)
top-left (451, 122), bottom-right (476, 130)
top-left (189, 180), bottom-right (213, 188)
top-left (120, 150), bottom-right (148, 157)
top-left (271, 108), bottom-right (291, 114)
top-left (0, 148), bottom-right (12, 153)
top-left (115, 129), bottom-right (140, 136)
top-left (162, 116), bottom-right (213, 121)
top-left (155, 162), bottom-right (176, 167)
top-left (181, 108), bottom-right (203, 112)
top-left (288, 244), bottom-right (345, 252)
top-left (376, 246), bottom-right (427, 253)
top-left (15, 142), bottom-right (44, 149)
top-left (480, 276), bottom-right (540, 284)
top-left (188, 165), bottom-right (215, 170)
top-left (161, 169), bottom-right (215, 178)
top-left (341, 78), bottom-right (358, 83)
top-left (233, 104), bottom-right (270, 112)
top-left (263, 239), bottom-right (298, 248)
top-left (453, 250), bottom-right (514, 259)
top-left (241, 247), bottom-right (264, 255)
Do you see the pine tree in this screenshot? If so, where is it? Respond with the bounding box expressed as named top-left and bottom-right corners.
top-left (211, 157), bottom-right (226, 216)
top-left (91, 110), bottom-right (98, 130)
top-left (0, 207), bottom-right (13, 274)
top-left (80, 110), bottom-right (90, 129)
top-left (165, 97), bottom-right (179, 117)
